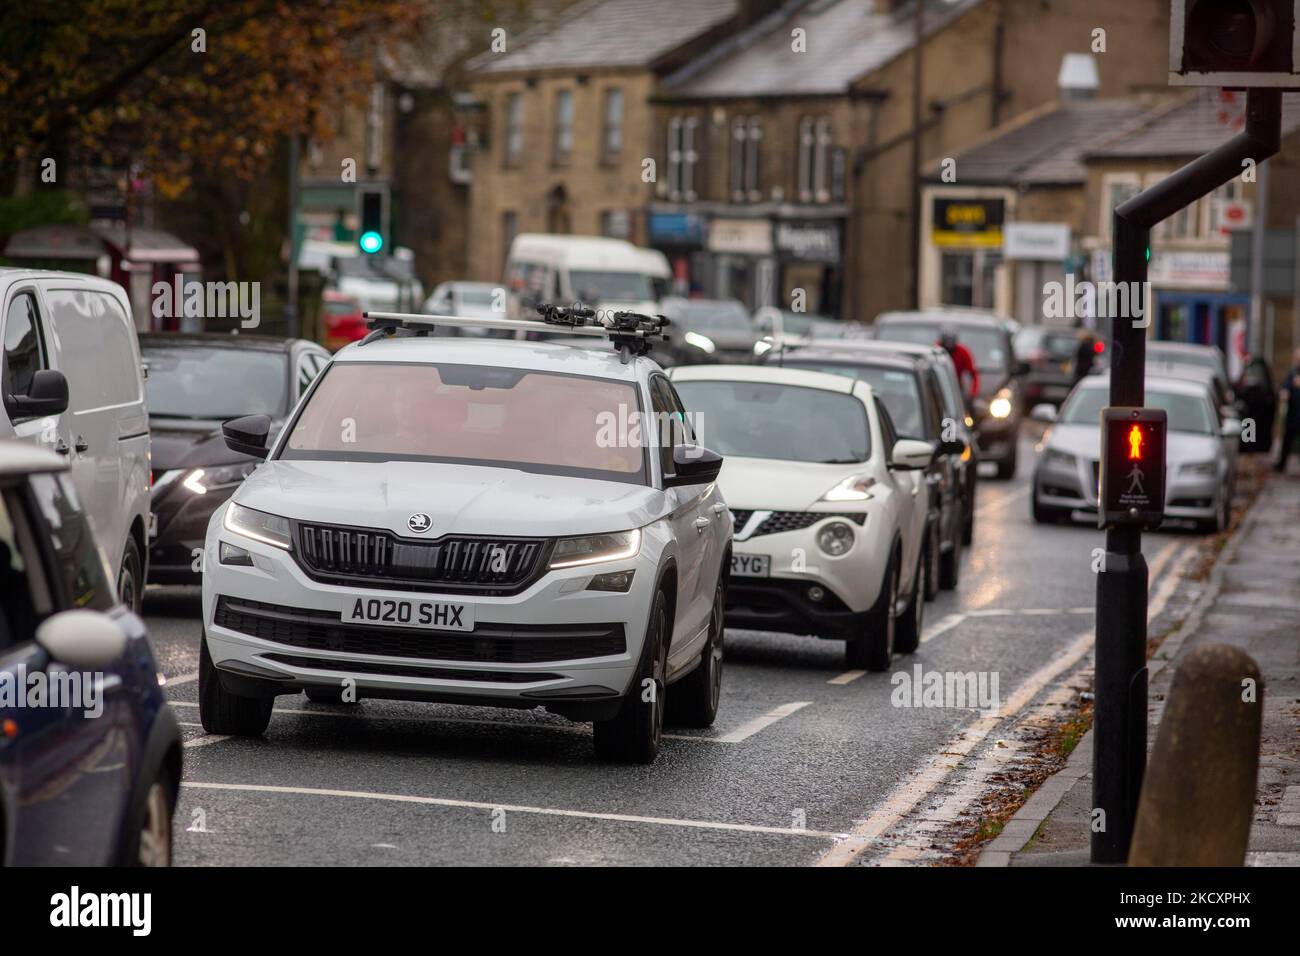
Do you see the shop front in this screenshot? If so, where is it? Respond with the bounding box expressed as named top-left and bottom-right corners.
top-left (773, 219), bottom-right (844, 318)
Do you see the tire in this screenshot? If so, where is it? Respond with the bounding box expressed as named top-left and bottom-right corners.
top-left (594, 590), bottom-right (668, 763)
top-left (1196, 486), bottom-right (1231, 534)
top-left (304, 685), bottom-right (356, 705)
top-left (846, 555), bottom-right (898, 671)
top-left (121, 772), bottom-right (174, 867)
top-left (994, 443), bottom-right (1018, 480)
top-left (895, 549), bottom-right (925, 655)
top-left (938, 525), bottom-right (962, 590)
top-left (199, 633), bottom-right (273, 736)
top-left (667, 578), bottom-right (724, 728)
top-left (962, 492), bottom-right (975, 546)
top-left (923, 521), bottom-right (940, 602)
top-left (1031, 489), bottom-right (1064, 524)
top-left (118, 536), bottom-right (143, 615)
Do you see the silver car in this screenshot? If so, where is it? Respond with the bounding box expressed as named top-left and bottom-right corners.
top-left (1030, 374), bottom-right (1240, 533)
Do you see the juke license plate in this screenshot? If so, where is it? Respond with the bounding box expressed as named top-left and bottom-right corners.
top-left (731, 553), bottom-right (771, 578)
top-left (343, 597), bottom-right (474, 631)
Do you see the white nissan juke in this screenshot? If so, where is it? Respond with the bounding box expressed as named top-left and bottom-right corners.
top-left (199, 312), bottom-right (731, 764)
top-left (669, 365), bottom-right (934, 670)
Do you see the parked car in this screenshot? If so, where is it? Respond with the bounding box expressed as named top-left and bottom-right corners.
top-left (200, 317), bottom-right (729, 764)
top-left (659, 297), bottom-right (759, 366)
top-left (0, 440), bottom-right (180, 865)
top-left (1014, 325), bottom-right (1091, 409)
top-left (872, 309), bottom-right (1025, 479)
top-left (1031, 373), bottom-right (1240, 533)
top-left (765, 339), bottom-right (974, 591)
top-left (0, 268), bottom-right (150, 612)
top-left (670, 364), bottom-right (933, 670)
top-left (320, 291), bottom-right (367, 351)
top-left (1145, 341), bottom-right (1234, 412)
top-left (504, 234), bottom-right (670, 321)
top-left (141, 333), bottom-right (330, 585)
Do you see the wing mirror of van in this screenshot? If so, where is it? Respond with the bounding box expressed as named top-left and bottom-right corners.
top-left (36, 609), bottom-right (128, 669)
top-left (4, 369), bottom-right (69, 419)
top-left (222, 414), bottom-right (273, 459)
top-left (664, 444), bottom-right (724, 488)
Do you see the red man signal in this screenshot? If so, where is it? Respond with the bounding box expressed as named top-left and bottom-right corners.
top-left (1128, 424), bottom-right (1143, 460)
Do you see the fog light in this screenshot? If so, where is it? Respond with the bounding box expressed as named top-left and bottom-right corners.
top-left (817, 521), bottom-right (855, 556)
top-left (219, 542), bottom-right (253, 567)
top-left (587, 570), bottom-right (635, 592)
top-left (807, 585), bottom-right (825, 603)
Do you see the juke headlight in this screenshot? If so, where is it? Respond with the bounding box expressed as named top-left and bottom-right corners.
top-left (550, 528), bottom-right (641, 569)
top-left (223, 502), bottom-right (292, 550)
top-left (817, 520), bottom-right (855, 556)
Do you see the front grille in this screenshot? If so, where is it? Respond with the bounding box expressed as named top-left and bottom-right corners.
top-left (263, 653), bottom-right (562, 683)
top-left (214, 596), bottom-right (625, 664)
top-left (294, 521), bottom-right (550, 595)
top-left (731, 509), bottom-right (866, 538)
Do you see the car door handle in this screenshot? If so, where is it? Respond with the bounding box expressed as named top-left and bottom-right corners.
top-left (74, 436), bottom-right (89, 454)
top-left (54, 438), bottom-right (71, 455)
top-left (694, 517), bottom-right (711, 533)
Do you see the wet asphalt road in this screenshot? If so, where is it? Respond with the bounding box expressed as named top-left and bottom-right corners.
top-left (146, 430), bottom-right (1199, 866)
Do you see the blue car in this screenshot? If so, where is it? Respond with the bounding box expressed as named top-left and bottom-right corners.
top-left (0, 441), bottom-right (180, 865)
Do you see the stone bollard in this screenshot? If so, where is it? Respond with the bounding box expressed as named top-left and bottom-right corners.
top-left (1129, 643), bottom-right (1263, 866)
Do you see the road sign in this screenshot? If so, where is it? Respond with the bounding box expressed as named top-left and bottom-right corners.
top-left (1099, 407), bottom-right (1167, 529)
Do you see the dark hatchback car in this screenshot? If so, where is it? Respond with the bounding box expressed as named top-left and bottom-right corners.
top-left (872, 310), bottom-right (1024, 479)
top-left (658, 297), bottom-right (759, 366)
top-left (141, 334), bottom-right (330, 584)
top-left (765, 341), bottom-right (975, 592)
top-left (1014, 325), bottom-right (1091, 409)
top-left (0, 441), bottom-right (180, 865)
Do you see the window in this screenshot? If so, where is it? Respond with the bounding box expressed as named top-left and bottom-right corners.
top-left (501, 211), bottom-right (518, 274)
top-left (0, 488), bottom-right (46, 652)
top-left (504, 93), bottom-right (523, 167)
top-left (666, 116), bottom-right (699, 202)
top-left (297, 352), bottom-right (325, 396)
top-left (29, 472), bottom-right (116, 612)
top-left (1100, 174), bottom-right (1142, 243)
top-left (797, 117), bottom-right (814, 202)
top-left (3, 292), bottom-right (47, 403)
top-left (650, 376), bottom-right (678, 481)
top-left (731, 116), bottom-right (762, 202)
top-left (797, 116), bottom-right (833, 203)
top-left (603, 88), bottom-right (623, 159)
top-left (44, 289), bottom-right (140, 408)
top-left (144, 345), bottom-right (287, 418)
top-left (599, 210), bottom-right (629, 239)
top-left (553, 89), bottom-right (573, 165)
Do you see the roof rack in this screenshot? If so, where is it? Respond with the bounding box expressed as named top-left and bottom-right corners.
top-left (360, 303), bottom-right (670, 363)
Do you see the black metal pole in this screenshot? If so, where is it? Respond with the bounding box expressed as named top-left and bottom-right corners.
top-left (1092, 88), bottom-right (1282, 864)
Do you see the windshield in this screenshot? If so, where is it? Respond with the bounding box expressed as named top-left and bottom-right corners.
top-left (784, 362), bottom-right (928, 439)
top-left (1060, 386), bottom-right (1214, 435)
top-left (456, 286), bottom-right (497, 307)
top-left (675, 380), bottom-right (870, 463)
top-left (674, 302), bottom-right (752, 333)
top-left (878, 322), bottom-right (1008, 372)
top-left (144, 346), bottom-right (287, 419)
top-left (282, 362), bottom-right (648, 484)
top-left (569, 270), bottom-right (653, 303)
top-left (1147, 346), bottom-right (1220, 372)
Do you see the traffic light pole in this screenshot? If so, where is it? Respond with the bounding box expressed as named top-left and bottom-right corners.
top-left (1093, 88), bottom-right (1282, 864)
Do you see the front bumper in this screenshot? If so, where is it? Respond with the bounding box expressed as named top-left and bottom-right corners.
top-left (975, 414), bottom-right (1020, 460)
top-left (1033, 457), bottom-right (1221, 522)
top-left (149, 480), bottom-right (239, 584)
top-left (202, 509), bottom-right (658, 716)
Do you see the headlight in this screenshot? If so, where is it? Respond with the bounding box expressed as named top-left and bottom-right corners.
top-left (820, 474), bottom-right (876, 502)
top-left (550, 528), bottom-right (641, 569)
top-left (182, 463), bottom-right (255, 494)
top-left (222, 502), bottom-right (292, 550)
top-left (684, 331), bottom-right (716, 354)
top-left (1042, 448), bottom-right (1076, 470)
top-left (1181, 460), bottom-right (1217, 476)
top-left (989, 392), bottom-right (1013, 419)
top-left (817, 521), bottom-right (855, 556)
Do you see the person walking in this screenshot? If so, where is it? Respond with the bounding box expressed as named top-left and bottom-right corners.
top-left (1072, 330), bottom-right (1097, 387)
top-left (938, 327), bottom-right (979, 404)
top-left (1275, 347), bottom-right (1300, 473)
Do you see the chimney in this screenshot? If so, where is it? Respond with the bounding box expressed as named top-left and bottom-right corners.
top-left (1058, 53), bottom-right (1100, 100)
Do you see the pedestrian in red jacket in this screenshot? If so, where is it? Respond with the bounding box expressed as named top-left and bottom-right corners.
top-left (939, 328), bottom-right (980, 402)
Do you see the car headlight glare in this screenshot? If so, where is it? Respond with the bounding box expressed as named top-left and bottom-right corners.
top-left (820, 474), bottom-right (876, 502)
top-left (817, 520), bottom-right (855, 556)
top-left (684, 331), bottom-right (716, 354)
top-left (182, 463), bottom-right (255, 495)
top-left (989, 395), bottom-right (1013, 419)
top-left (222, 502), bottom-right (292, 550)
top-left (550, 528), bottom-right (641, 569)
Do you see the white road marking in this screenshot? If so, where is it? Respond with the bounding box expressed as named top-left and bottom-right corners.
top-left (919, 612), bottom-right (965, 644)
top-left (827, 669), bottom-right (867, 686)
top-left (714, 701), bottom-right (811, 743)
top-left (162, 671), bottom-right (198, 687)
top-left (181, 781), bottom-right (843, 840)
top-left (817, 538), bottom-right (1186, 867)
top-left (183, 734), bottom-right (231, 749)
top-left (165, 700), bottom-right (786, 745)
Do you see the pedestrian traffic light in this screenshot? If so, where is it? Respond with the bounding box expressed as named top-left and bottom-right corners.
top-left (1099, 407), bottom-right (1167, 529)
top-left (1171, 1), bottom-right (1300, 86)
top-left (357, 186), bottom-right (386, 255)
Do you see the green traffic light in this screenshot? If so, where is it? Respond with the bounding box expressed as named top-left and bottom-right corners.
top-left (359, 231), bottom-right (383, 254)
top-left (1145, 246), bottom-right (1151, 262)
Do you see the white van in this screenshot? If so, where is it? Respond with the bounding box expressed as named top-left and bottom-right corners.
top-left (0, 269), bottom-right (150, 612)
top-left (504, 234), bottom-right (671, 320)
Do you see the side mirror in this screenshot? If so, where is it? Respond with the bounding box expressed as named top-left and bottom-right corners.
top-left (1221, 418), bottom-right (1243, 439)
top-left (4, 368), bottom-right (69, 419)
top-left (890, 438), bottom-right (934, 471)
top-left (664, 444), bottom-right (723, 488)
top-left (223, 414), bottom-right (272, 459)
top-left (36, 609), bottom-right (127, 669)
top-left (1029, 403), bottom-right (1058, 423)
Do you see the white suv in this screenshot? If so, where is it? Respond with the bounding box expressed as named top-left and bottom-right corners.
top-left (200, 313), bottom-right (731, 763)
top-left (670, 365), bottom-right (933, 670)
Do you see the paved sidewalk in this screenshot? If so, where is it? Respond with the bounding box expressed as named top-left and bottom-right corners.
top-left (979, 471), bottom-right (1300, 866)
